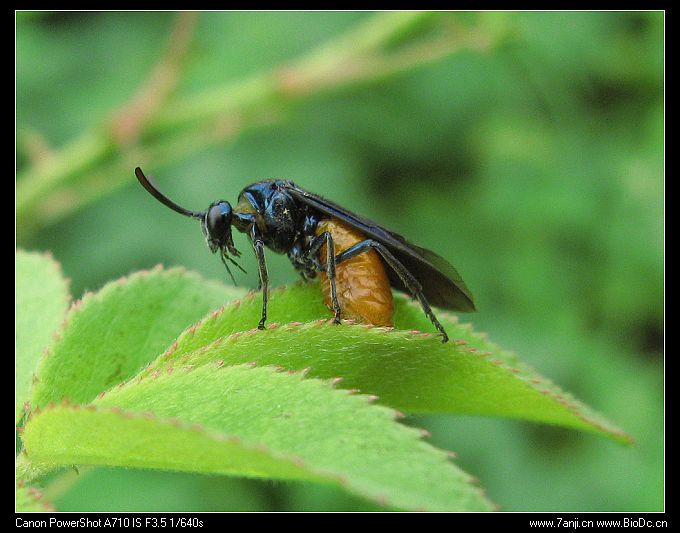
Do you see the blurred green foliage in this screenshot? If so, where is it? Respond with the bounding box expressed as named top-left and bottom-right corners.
top-left (16, 11), bottom-right (663, 511)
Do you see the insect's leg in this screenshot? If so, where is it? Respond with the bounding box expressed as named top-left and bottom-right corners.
top-left (250, 229), bottom-right (269, 330)
top-left (305, 232), bottom-right (341, 324)
top-left (334, 240), bottom-right (449, 343)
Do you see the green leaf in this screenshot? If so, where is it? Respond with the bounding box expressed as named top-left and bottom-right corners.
top-left (23, 364), bottom-right (493, 512)
top-left (16, 250), bottom-right (70, 423)
top-left (29, 266), bottom-right (246, 410)
top-left (16, 483), bottom-right (54, 512)
top-left (148, 282), bottom-right (631, 444)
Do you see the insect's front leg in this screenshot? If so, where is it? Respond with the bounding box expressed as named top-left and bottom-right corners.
top-left (250, 226), bottom-right (269, 330)
top-left (303, 232), bottom-right (341, 324)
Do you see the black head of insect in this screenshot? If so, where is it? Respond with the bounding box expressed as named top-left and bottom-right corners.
top-left (134, 167), bottom-right (247, 283)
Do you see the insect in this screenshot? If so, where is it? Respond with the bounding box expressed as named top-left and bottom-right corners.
top-left (134, 167), bottom-right (475, 342)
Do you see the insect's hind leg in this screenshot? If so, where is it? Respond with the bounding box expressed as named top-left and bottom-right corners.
top-left (304, 232), bottom-right (342, 324)
top-left (333, 240), bottom-right (449, 343)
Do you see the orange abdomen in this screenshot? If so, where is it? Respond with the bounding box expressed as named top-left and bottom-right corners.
top-left (316, 218), bottom-right (394, 327)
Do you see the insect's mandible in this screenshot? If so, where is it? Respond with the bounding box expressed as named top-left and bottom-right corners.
top-left (134, 167), bottom-right (475, 343)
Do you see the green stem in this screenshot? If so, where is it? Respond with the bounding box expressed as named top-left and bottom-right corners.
top-left (147, 12), bottom-right (435, 133)
top-left (16, 132), bottom-right (113, 218)
top-left (16, 12), bottom-right (504, 241)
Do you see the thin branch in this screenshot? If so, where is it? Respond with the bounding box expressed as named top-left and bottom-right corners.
top-left (17, 12), bottom-right (510, 240)
top-left (109, 11), bottom-right (198, 144)
top-left (16, 12), bottom-right (199, 220)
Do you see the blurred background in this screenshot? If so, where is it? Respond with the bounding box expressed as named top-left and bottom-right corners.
top-left (16, 11), bottom-right (663, 511)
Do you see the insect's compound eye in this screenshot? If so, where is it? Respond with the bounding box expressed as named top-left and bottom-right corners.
top-left (206, 201), bottom-right (233, 241)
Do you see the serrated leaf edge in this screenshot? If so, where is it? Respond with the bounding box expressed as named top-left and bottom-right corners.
top-left (408, 299), bottom-right (633, 444)
top-left (24, 265), bottom-right (242, 416)
top-left (16, 249), bottom-right (72, 424)
top-left (16, 248), bottom-right (72, 307)
top-left (15, 482), bottom-right (56, 512)
top-left (150, 306), bottom-right (633, 444)
top-left (25, 363), bottom-right (491, 512)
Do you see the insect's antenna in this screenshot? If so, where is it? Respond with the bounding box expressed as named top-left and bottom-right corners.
top-left (135, 167), bottom-right (205, 220)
